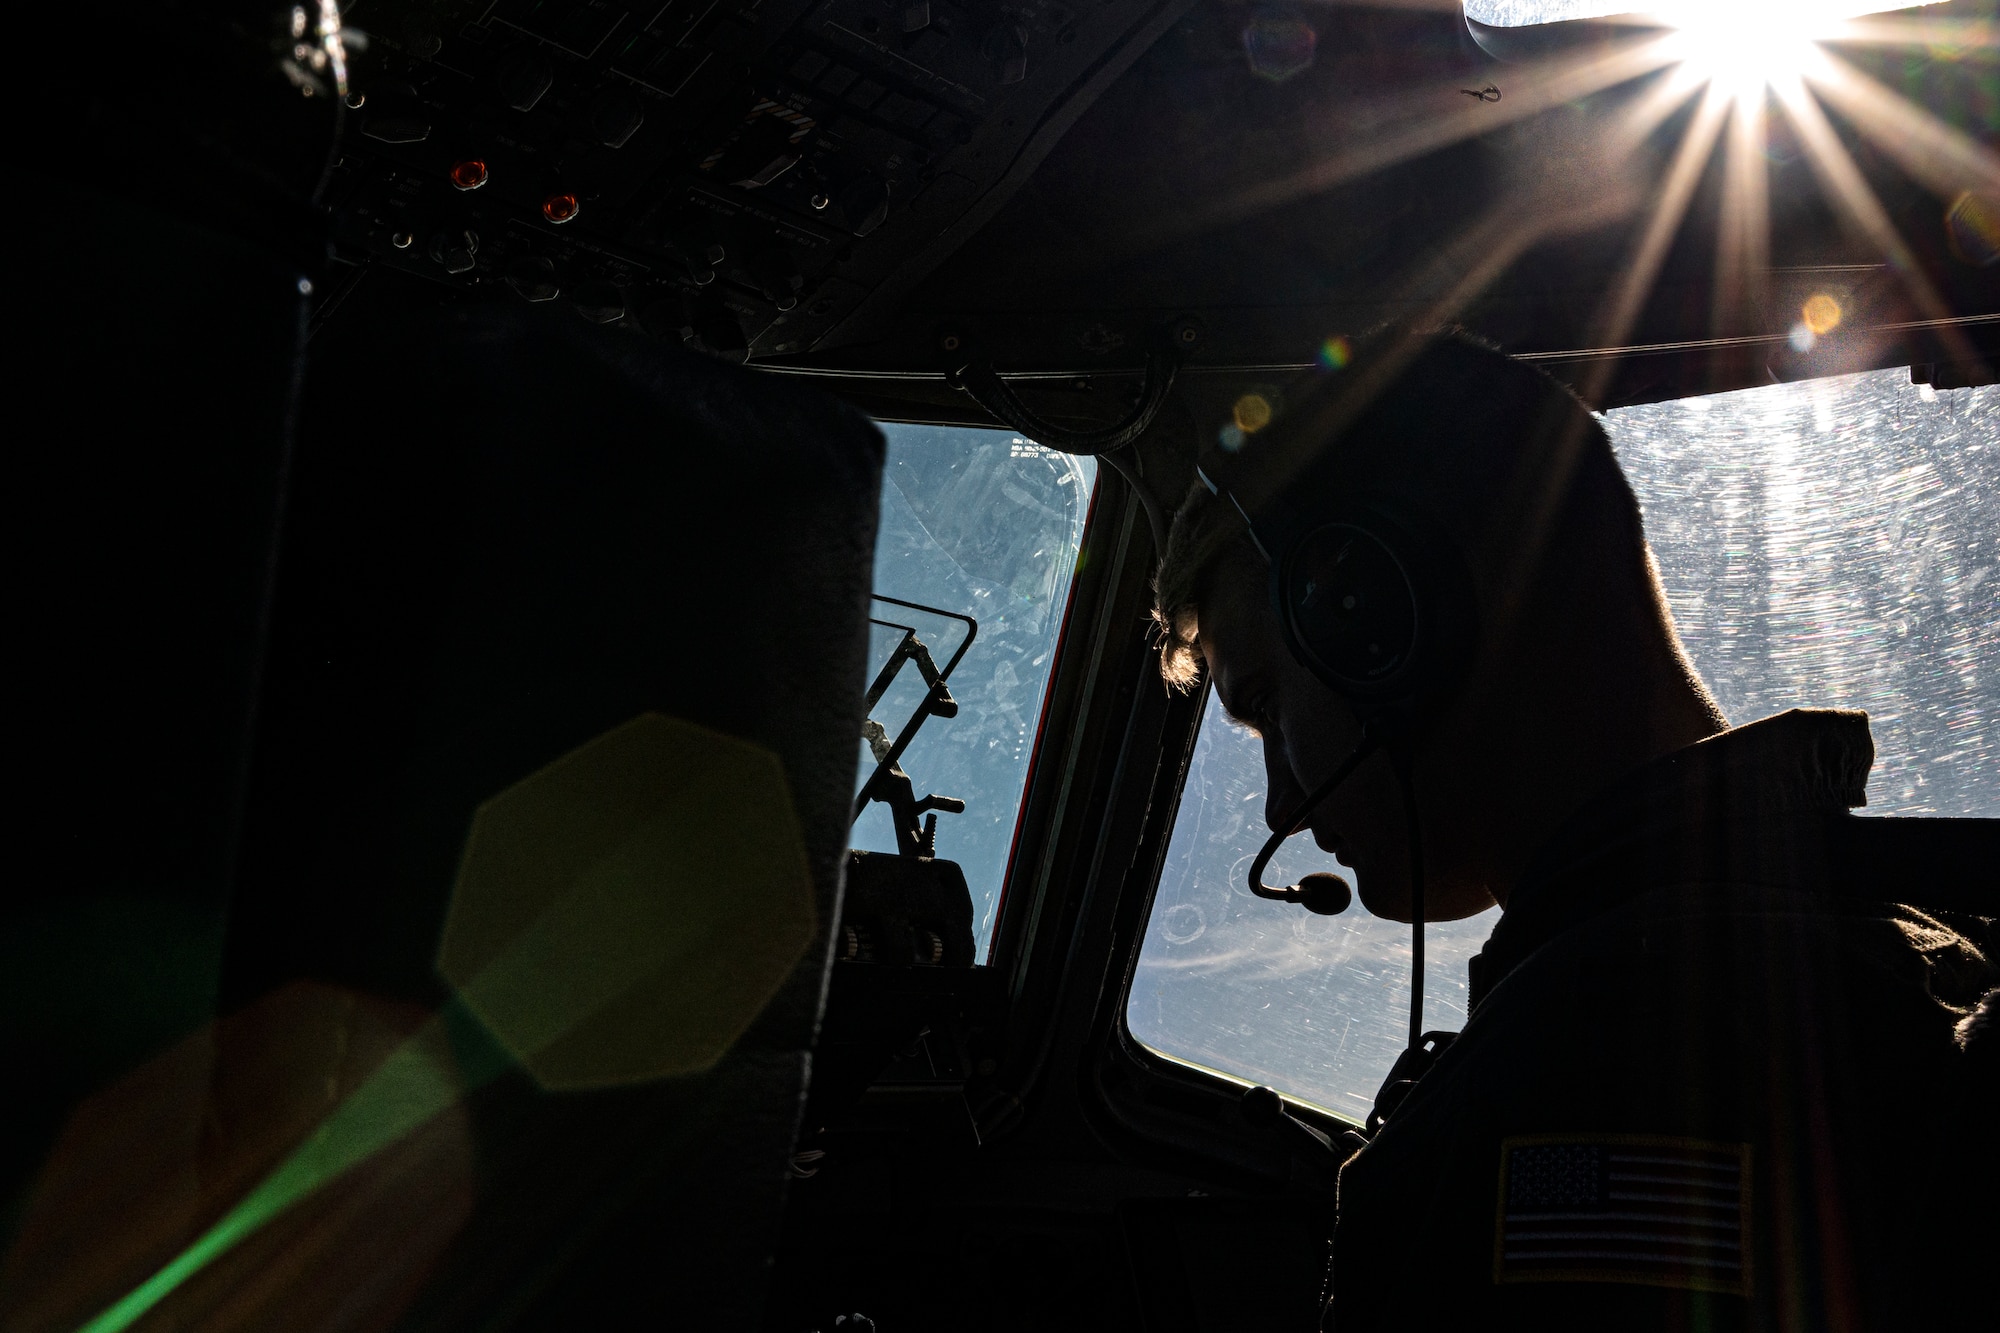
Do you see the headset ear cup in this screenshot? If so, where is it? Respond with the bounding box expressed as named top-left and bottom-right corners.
top-left (1272, 509), bottom-right (1476, 715)
top-left (1280, 522), bottom-right (1422, 696)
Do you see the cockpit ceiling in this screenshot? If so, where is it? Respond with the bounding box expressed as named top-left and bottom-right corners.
top-left (778, 0), bottom-right (1997, 407)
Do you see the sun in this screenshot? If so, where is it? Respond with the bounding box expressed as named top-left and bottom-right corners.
top-left (1655, 0), bottom-right (1920, 102)
top-left (1657, 1), bottom-right (1837, 101)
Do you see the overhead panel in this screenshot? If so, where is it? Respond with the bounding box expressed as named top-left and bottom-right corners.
top-left (328, 0), bottom-right (1199, 358)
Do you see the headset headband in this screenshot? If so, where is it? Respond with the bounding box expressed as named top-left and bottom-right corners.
top-left (1193, 365), bottom-right (1477, 716)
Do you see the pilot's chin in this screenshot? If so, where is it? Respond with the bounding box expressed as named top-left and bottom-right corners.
top-left (1356, 875), bottom-right (1414, 924)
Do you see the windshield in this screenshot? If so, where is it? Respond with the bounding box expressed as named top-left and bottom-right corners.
top-left (1462, 0), bottom-right (1936, 26)
top-left (854, 424), bottom-right (1099, 958)
top-left (1129, 366), bottom-right (1997, 1120)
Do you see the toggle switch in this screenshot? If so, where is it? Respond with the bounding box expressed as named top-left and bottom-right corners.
top-left (835, 176), bottom-right (891, 237)
top-left (429, 229), bottom-right (479, 274)
top-left (569, 279), bottom-right (626, 323)
top-left (672, 227), bottom-right (726, 283)
top-left (981, 23), bottom-right (1028, 85)
top-left (361, 113), bottom-right (431, 143)
top-left (749, 250), bottom-right (805, 311)
top-left (638, 294), bottom-right (695, 342)
top-left (495, 51), bottom-right (554, 112)
top-left (692, 301), bottom-right (749, 363)
top-left (505, 255), bottom-right (560, 302)
top-left (588, 85), bottom-right (646, 148)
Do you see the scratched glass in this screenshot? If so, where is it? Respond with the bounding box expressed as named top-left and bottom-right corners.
top-left (1130, 368), bottom-right (1997, 1120)
top-left (853, 425), bottom-right (1098, 959)
top-left (1460, 0), bottom-right (1936, 26)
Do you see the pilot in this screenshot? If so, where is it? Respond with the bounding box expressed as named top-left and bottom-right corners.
top-left (1149, 332), bottom-right (1996, 1330)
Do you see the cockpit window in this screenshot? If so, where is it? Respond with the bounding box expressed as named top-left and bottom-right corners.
top-left (854, 425), bottom-right (1098, 959)
top-left (1463, 0), bottom-right (1631, 24)
top-left (1128, 367), bottom-right (1996, 1119)
top-left (1461, 0), bottom-right (1933, 26)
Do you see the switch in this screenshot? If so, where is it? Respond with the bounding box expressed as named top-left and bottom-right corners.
top-left (542, 192), bottom-right (582, 225)
top-left (981, 23), bottom-right (1028, 85)
top-left (429, 229), bottom-right (479, 274)
top-left (505, 255), bottom-right (560, 302)
top-left (495, 51), bottom-right (554, 112)
top-left (638, 295), bottom-right (695, 342)
top-left (901, 0), bottom-right (931, 33)
top-left (673, 227), bottom-right (726, 284)
top-left (361, 114), bottom-right (431, 143)
top-left (692, 301), bottom-right (749, 363)
top-left (589, 85), bottom-right (646, 148)
top-left (686, 233), bottom-right (727, 266)
top-left (835, 176), bottom-right (891, 238)
top-left (712, 116), bottom-right (808, 189)
top-left (570, 280), bottom-right (626, 323)
top-left (736, 152), bottom-right (799, 189)
top-left (750, 251), bottom-right (804, 311)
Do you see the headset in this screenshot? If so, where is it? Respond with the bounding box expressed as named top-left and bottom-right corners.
top-left (1195, 401), bottom-right (1479, 1049)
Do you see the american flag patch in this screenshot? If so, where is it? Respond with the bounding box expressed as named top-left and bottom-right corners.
top-left (1493, 1135), bottom-right (1751, 1296)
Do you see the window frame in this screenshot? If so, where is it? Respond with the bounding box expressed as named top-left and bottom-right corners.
top-left (961, 450), bottom-right (1318, 1178)
top-left (856, 422), bottom-right (1105, 950)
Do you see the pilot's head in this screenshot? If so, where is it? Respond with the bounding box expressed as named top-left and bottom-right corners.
top-left (1153, 332), bottom-right (1726, 922)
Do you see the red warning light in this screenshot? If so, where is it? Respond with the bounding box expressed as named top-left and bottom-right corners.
top-left (449, 159), bottom-right (488, 191)
top-left (541, 192), bottom-right (581, 225)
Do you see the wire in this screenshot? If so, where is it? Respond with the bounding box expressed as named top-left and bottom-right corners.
top-left (1097, 449), bottom-right (1168, 555)
top-left (1393, 746), bottom-right (1425, 1049)
top-left (1247, 723), bottom-right (1425, 1048)
top-left (950, 350), bottom-right (1180, 456)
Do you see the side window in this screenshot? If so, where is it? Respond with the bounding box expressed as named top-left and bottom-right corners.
top-left (855, 425), bottom-right (1098, 959)
top-left (1131, 705), bottom-right (1499, 1119)
top-left (1611, 371), bottom-right (1995, 817)
top-left (1129, 368), bottom-right (1996, 1118)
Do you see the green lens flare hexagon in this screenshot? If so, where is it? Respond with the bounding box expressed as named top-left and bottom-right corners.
top-left (70, 713), bottom-right (813, 1333)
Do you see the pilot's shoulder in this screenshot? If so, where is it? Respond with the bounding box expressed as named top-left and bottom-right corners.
top-left (1549, 883), bottom-right (1973, 1028)
top-left (1880, 902), bottom-right (1997, 1011)
top-left (1406, 881), bottom-right (1985, 1131)
top-left (1330, 885), bottom-right (1993, 1330)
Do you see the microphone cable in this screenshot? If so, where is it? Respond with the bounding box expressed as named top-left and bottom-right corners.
top-left (1246, 722), bottom-right (1429, 1051)
top-left (1391, 746), bottom-right (1425, 1049)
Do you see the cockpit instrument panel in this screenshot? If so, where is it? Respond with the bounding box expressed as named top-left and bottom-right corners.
top-left (328, 0), bottom-right (1192, 358)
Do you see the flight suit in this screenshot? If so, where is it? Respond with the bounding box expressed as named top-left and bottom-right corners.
top-left (1329, 709), bottom-right (1996, 1331)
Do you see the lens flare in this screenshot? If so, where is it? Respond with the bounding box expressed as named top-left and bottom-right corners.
top-left (1802, 292), bottom-right (1843, 334)
top-left (1945, 191), bottom-right (2000, 267)
top-left (1242, 13), bottom-right (1318, 83)
top-left (1318, 335), bottom-right (1353, 371)
top-left (1233, 392), bottom-right (1275, 433)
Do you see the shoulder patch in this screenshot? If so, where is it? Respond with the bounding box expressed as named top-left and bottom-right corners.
top-left (1493, 1134), bottom-right (1751, 1297)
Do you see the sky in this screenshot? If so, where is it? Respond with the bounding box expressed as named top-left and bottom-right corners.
top-left (1129, 368), bottom-right (1996, 1118)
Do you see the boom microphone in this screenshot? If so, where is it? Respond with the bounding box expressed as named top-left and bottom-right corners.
top-left (1246, 729), bottom-right (1378, 915)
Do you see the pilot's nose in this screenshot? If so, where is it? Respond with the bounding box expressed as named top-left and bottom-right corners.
top-left (1261, 732), bottom-right (1307, 836)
